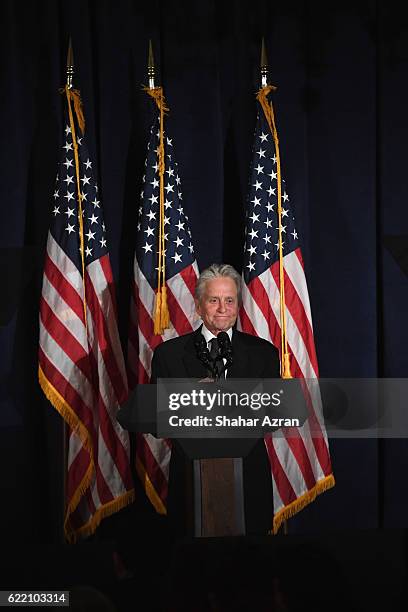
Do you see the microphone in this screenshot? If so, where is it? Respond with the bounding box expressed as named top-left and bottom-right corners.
top-left (194, 334), bottom-right (216, 378)
top-left (217, 331), bottom-right (233, 372)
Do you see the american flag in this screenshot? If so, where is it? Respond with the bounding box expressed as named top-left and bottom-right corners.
top-left (38, 88), bottom-right (134, 542)
top-left (238, 88), bottom-right (335, 533)
top-left (128, 102), bottom-right (199, 513)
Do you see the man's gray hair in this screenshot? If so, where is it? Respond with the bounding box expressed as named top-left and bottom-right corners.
top-left (195, 263), bottom-right (242, 302)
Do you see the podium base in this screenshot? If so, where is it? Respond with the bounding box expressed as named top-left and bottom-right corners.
top-left (193, 458), bottom-right (245, 537)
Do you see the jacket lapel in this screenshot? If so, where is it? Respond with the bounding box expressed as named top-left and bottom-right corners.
top-left (226, 330), bottom-right (249, 378)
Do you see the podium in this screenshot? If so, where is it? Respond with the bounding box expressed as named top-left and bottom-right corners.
top-left (117, 386), bottom-right (258, 537)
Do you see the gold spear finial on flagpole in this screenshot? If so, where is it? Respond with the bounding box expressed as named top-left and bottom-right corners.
top-left (66, 37), bottom-right (74, 89)
top-left (260, 37), bottom-right (268, 88)
top-left (148, 39), bottom-right (155, 90)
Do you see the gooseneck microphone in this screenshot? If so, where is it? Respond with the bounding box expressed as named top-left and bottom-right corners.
top-left (216, 331), bottom-right (233, 377)
top-left (217, 331), bottom-right (233, 366)
top-left (194, 334), bottom-right (216, 378)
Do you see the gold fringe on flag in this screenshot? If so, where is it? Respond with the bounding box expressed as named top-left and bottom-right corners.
top-left (66, 489), bottom-right (135, 543)
top-left (38, 365), bottom-right (94, 541)
top-left (135, 454), bottom-right (167, 516)
top-left (143, 86), bottom-right (171, 334)
top-left (271, 474), bottom-right (336, 534)
top-left (257, 85), bottom-right (292, 378)
top-left (38, 366), bottom-right (93, 457)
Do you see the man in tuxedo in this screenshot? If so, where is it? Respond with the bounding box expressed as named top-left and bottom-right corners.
top-left (151, 263), bottom-right (280, 534)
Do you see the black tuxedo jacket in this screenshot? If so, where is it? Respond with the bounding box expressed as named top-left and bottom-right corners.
top-left (150, 326), bottom-right (280, 535)
top-left (151, 326), bottom-right (280, 381)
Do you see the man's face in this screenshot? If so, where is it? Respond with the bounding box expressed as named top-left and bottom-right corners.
top-left (195, 276), bottom-right (239, 335)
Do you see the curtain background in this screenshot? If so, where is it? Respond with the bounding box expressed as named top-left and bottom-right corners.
top-left (1, 0), bottom-right (408, 546)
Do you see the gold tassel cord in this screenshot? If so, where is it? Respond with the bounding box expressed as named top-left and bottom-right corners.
top-left (64, 85), bottom-right (87, 328)
top-left (71, 90), bottom-right (85, 135)
top-left (143, 86), bottom-right (170, 334)
top-left (257, 86), bottom-right (291, 379)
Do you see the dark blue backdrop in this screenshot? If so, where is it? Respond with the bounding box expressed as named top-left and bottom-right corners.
top-left (1, 0), bottom-right (408, 546)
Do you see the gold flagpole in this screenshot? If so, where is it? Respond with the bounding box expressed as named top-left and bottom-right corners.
top-left (60, 37), bottom-right (74, 543)
top-left (60, 37), bottom-right (89, 540)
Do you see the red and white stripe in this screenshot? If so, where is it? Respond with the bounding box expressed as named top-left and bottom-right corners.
top-left (128, 258), bottom-right (199, 513)
top-left (39, 232), bottom-right (134, 541)
top-left (238, 248), bottom-right (334, 531)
